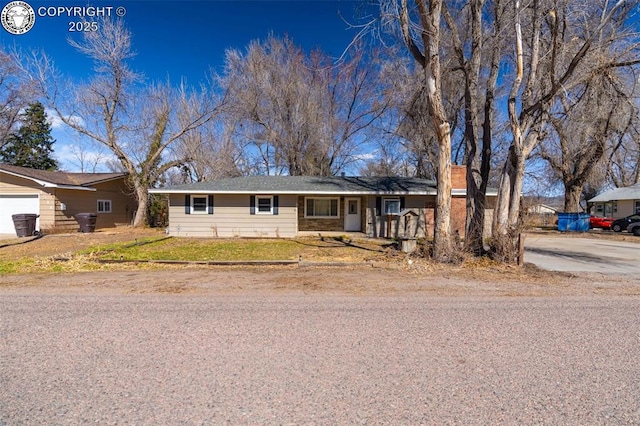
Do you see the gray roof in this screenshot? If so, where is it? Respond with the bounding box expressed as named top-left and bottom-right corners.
top-left (149, 175), bottom-right (438, 195)
top-left (588, 183), bottom-right (640, 202)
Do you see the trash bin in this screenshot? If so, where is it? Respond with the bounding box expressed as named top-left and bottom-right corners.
top-left (76, 213), bottom-right (97, 233)
top-left (557, 212), bottom-right (590, 232)
top-left (12, 213), bottom-right (39, 237)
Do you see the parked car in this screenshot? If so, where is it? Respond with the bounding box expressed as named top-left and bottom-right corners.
top-left (590, 215), bottom-right (614, 229)
top-left (627, 222), bottom-right (640, 236)
top-left (610, 214), bottom-right (640, 232)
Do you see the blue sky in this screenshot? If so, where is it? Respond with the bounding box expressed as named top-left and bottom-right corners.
top-left (1, 0), bottom-right (378, 170)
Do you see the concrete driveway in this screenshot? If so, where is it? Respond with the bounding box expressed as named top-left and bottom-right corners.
top-left (525, 235), bottom-right (639, 274)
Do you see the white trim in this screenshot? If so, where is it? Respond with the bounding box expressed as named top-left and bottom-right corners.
top-left (190, 195), bottom-right (209, 215)
top-left (304, 196), bottom-right (340, 218)
top-left (255, 195), bottom-right (273, 215)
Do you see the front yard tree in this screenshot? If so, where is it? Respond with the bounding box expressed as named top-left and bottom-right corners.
top-left (492, 0), bottom-right (640, 260)
top-left (35, 18), bottom-right (222, 226)
top-left (380, 0), bottom-right (453, 261)
top-left (0, 101), bottom-right (58, 170)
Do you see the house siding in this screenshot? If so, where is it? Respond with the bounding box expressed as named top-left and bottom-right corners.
top-left (54, 180), bottom-right (135, 230)
top-left (168, 193), bottom-right (297, 237)
top-left (0, 173), bottom-right (56, 229)
top-left (0, 173), bottom-right (135, 231)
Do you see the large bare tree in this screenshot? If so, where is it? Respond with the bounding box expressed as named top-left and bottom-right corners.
top-left (380, 0), bottom-right (454, 261)
top-left (220, 35), bottom-right (386, 176)
top-left (0, 48), bottom-right (35, 147)
top-left (493, 0), bottom-right (640, 258)
top-left (441, 0), bottom-right (506, 254)
top-left (30, 18), bottom-right (224, 226)
top-left (537, 70), bottom-right (637, 211)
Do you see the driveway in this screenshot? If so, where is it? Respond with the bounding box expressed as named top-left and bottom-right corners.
top-left (525, 235), bottom-right (639, 273)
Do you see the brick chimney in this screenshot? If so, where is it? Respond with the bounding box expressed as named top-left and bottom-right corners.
top-left (451, 165), bottom-right (466, 190)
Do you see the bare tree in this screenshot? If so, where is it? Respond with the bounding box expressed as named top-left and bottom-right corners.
top-left (220, 35), bottom-right (386, 176)
top-left (0, 48), bottom-right (35, 147)
top-left (492, 0), bottom-right (640, 258)
top-left (608, 129), bottom-right (640, 187)
top-left (537, 70), bottom-right (637, 211)
top-left (29, 18), bottom-right (224, 226)
top-left (380, 0), bottom-right (453, 261)
top-left (66, 139), bottom-right (109, 173)
top-left (174, 118), bottom-right (242, 182)
top-left (441, 0), bottom-right (507, 254)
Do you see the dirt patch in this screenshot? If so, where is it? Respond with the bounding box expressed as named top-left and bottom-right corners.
top-left (2, 262), bottom-right (639, 298)
top-left (0, 228), bottom-right (164, 261)
top-left (1, 228), bottom-right (639, 297)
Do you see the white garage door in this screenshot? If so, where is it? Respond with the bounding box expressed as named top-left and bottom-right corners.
top-left (0, 194), bottom-right (40, 235)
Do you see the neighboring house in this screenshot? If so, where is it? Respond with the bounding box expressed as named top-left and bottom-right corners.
top-left (150, 166), bottom-right (497, 239)
top-left (0, 164), bottom-right (136, 234)
top-left (588, 183), bottom-right (640, 218)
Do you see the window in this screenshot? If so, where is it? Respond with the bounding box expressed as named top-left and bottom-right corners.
top-left (384, 198), bottom-right (401, 215)
top-left (185, 194), bottom-right (213, 215)
top-left (635, 201), bottom-right (640, 214)
top-left (305, 197), bottom-right (339, 218)
top-left (97, 199), bottom-right (112, 213)
top-left (250, 195), bottom-right (279, 215)
top-left (191, 196), bottom-right (208, 214)
top-left (257, 196), bottom-right (273, 214)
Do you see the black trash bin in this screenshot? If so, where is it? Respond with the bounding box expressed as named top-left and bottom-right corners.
top-left (76, 213), bottom-right (98, 233)
top-left (12, 214), bottom-right (39, 237)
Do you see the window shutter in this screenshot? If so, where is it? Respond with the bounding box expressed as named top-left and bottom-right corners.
top-left (208, 195), bottom-right (214, 215)
top-left (250, 195), bottom-right (255, 215)
top-left (273, 195), bottom-right (279, 215)
top-left (376, 197), bottom-right (381, 216)
top-left (185, 195), bottom-right (191, 215)
top-left (400, 197), bottom-right (405, 211)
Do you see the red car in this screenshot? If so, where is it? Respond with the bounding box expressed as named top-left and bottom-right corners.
top-left (590, 215), bottom-right (614, 229)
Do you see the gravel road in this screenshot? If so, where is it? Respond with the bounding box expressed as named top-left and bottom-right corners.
top-left (2, 293), bottom-right (640, 424)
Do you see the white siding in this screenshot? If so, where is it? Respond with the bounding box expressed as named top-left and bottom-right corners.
top-left (167, 193), bottom-right (298, 238)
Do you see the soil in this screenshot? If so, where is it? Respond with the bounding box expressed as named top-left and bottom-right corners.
top-left (1, 227), bottom-right (639, 297)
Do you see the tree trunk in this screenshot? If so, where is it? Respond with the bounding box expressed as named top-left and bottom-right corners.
top-left (493, 144), bottom-right (525, 236)
top-left (132, 182), bottom-right (149, 227)
top-left (564, 185), bottom-right (583, 212)
top-left (434, 129), bottom-right (452, 261)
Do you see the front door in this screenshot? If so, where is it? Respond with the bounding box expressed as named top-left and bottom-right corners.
top-left (344, 198), bottom-right (361, 231)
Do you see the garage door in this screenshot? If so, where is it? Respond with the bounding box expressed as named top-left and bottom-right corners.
top-left (0, 194), bottom-right (40, 235)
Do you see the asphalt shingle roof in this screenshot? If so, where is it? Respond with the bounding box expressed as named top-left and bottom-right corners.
top-left (150, 175), bottom-right (438, 195)
top-left (589, 183), bottom-right (640, 202)
top-left (0, 164), bottom-right (128, 187)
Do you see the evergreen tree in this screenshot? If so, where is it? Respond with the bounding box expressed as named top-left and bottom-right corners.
top-left (0, 102), bottom-right (58, 170)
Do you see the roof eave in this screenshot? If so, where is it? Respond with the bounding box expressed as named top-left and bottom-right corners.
top-left (149, 189), bottom-right (440, 196)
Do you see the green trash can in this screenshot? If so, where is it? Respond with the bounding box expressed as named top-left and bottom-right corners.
top-left (12, 214), bottom-right (39, 237)
top-left (76, 213), bottom-right (97, 233)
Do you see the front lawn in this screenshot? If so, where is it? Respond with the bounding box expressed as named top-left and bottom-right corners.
top-left (90, 236), bottom-right (389, 263)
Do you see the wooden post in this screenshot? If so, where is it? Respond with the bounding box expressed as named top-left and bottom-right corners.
top-left (517, 233), bottom-right (525, 266)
